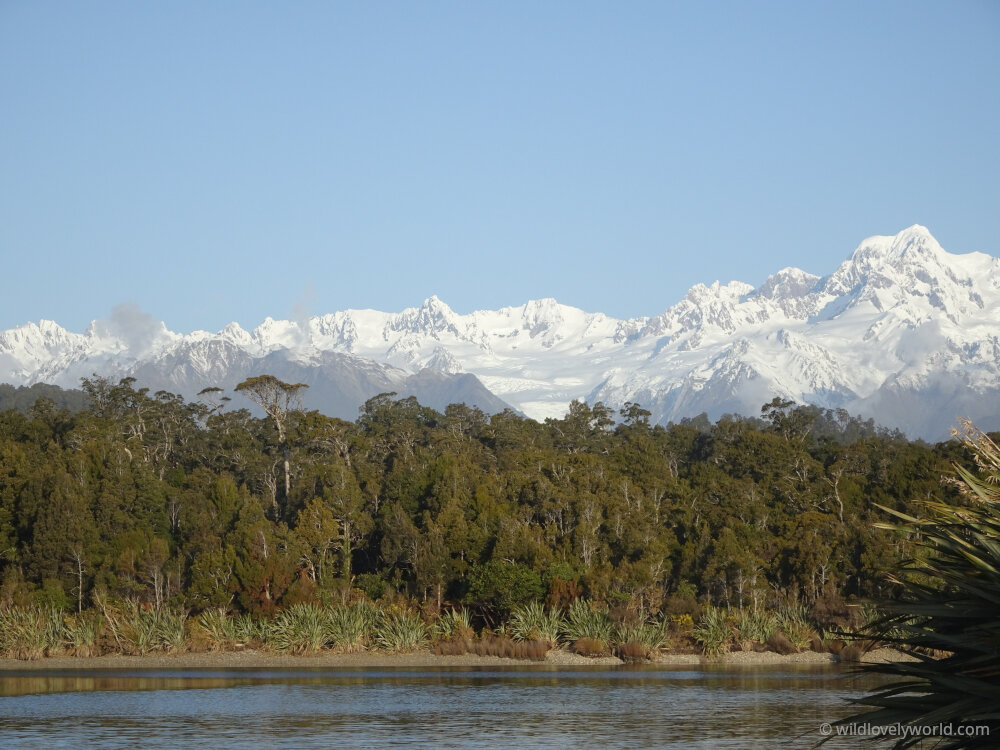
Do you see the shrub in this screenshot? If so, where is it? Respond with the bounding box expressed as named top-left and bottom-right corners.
top-left (433, 607), bottom-right (475, 642)
top-left (570, 636), bottom-right (609, 657)
top-left (461, 634), bottom-right (546, 660)
top-left (693, 607), bottom-right (731, 656)
top-left (561, 599), bottom-right (613, 644)
top-left (433, 639), bottom-right (472, 656)
top-left (732, 608), bottom-right (779, 651)
top-left (327, 602), bottom-right (378, 651)
top-left (65, 610), bottom-right (102, 657)
top-left (825, 639), bottom-right (846, 655)
top-left (837, 421), bottom-right (1000, 747)
top-left (766, 631), bottom-right (797, 655)
top-left (268, 603), bottom-right (328, 654)
top-left (837, 644), bottom-right (865, 663)
top-left (617, 640), bottom-right (649, 662)
top-left (509, 601), bottom-right (563, 646)
top-left (375, 611), bottom-right (427, 651)
top-left (355, 573), bottom-right (388, 602)
top-left (464, 561), bottom-right (544, 621)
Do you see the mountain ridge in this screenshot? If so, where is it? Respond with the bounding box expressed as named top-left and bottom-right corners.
top-left (3, 225), bottom-right (998, 439)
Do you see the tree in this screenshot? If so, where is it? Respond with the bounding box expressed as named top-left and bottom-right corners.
top-left (294, 497), bottom-right (339, 585)
top-left (235, 375), bottom-right (307, 516)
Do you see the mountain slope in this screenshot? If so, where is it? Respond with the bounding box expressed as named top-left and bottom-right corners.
top-left (2, 226), bottom-right (997, 438)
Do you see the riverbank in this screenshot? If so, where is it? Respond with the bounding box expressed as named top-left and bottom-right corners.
top-left (0, 646), bottom-right (914, 671)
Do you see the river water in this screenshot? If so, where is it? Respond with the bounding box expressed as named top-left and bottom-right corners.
top-left (0, 664), bottom-right (883, 748)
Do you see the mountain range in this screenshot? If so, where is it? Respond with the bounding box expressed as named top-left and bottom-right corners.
top-left (2, 225), bottom-right (998, 440)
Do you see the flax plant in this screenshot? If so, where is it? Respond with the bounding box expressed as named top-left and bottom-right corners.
top-left (0, 607), bottom-right (62, 660)
top-left (776, 603), bottom-right (814, 652)
top-left (561, 599), bottom-right (613, 646)
top-left (327, 602), bottom-right (378, 651)
top-left (615, 616), bottom-right (672, 653)
top-left (433, 607), bottom-right (474, 642)
top-left (836, 420), bottom-right (1000, 748)
top-left (267, 603), bottom-right (328, 653)
top-left (509, 601), bottom-right (563, 646)
top-left (64, 610), bottom-right (102, 657)
top-left (693, 607), bottom-right (731, 656)
top-left (733, 608), bottom-right (779, 651)
top-left (198, 608), bottom-right (235, 649)
top-left (374, 610), bottom-right (427, 651)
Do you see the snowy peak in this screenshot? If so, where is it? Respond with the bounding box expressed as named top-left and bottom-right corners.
top-left (820, 225), bottom-right (988, 320)
top-left (387, 295), bottom-right (464, 339)
top-left (754, 267), bottom-right (821, 301)
top-left (1, 225), bottom-right (998, 440)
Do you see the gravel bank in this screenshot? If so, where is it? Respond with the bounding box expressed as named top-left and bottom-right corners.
top-left (0, 647), bottom-right (915, 671)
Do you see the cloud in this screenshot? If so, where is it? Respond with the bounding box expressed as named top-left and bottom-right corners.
top-left (92, 302), bottom-right (165, 356)
top-left (291, 283), bottom-right (316, 348)
top-left (0, 351), bottom-right (21, 380)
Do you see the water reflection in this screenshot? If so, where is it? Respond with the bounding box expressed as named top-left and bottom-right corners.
top-left (0, 665), bottom-right (884, 749)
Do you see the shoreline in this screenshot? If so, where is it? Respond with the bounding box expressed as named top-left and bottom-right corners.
top-left (0, 646), bottom-right (913, 672)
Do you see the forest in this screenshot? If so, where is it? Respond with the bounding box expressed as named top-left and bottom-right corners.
top-left (0, 376), bottom-right (973, 629)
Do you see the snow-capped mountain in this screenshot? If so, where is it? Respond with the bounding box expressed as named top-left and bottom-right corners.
top-left (2, 225), bottom-right (998, 439)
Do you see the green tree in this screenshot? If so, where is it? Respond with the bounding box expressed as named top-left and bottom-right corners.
top-left (235, 375), bottom-right (308, 516)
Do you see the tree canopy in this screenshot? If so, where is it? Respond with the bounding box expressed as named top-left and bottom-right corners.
top-left (0, 377), bottom-right (971, 619)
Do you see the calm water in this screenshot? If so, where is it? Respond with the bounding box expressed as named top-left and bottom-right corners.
top-left (0, 665), bottom-right (882, 748)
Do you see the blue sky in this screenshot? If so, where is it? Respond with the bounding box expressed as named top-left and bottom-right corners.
top-left (1, 1), bottom-right (998, 334)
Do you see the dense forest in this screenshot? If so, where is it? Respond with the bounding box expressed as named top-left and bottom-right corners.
top-left (0, 376), bottom-right (972, 624)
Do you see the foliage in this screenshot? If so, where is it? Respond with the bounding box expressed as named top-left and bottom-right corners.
top-left (838, 421), bottom-right (1000, 748)
top-left (327, 601), bottom-right (378, 651)
top-left (561, 599), bottom-right (613, 645)
top-left (615, 616), bottom-right (671, 652)
top-left (0, 606), bottom-right (63, 659)
top-left (776, 603), bottom-right (814, 652)
top-left (0, 378), bottom-right (970, 638)
top-left (464, 562), bottom-right (544, 622)
top-left (198, 608), bottom-right (235, 649)
top-left (374, 610), bottom-right (427, 651)
top-left (64, 610), bottom-right (102, 657)
top-left (693, 607), bottom-right (732, 656)
top-left (432, 607), bottom-right (474, 642)
top-left (267, 603), bottom-right (328, 653)
top-left (732, 608), bottom-right (779, 650)
top-left (508, 601), bottom-right (563, 645)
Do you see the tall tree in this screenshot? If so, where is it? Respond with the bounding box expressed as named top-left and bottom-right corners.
top-left (235, 375), bottom-right (307, 515)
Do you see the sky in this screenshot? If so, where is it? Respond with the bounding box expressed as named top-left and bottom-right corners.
top-left (1, 1), bottom-right (998, 334)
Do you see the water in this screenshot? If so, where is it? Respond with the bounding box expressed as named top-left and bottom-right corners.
top-left (0, 665), bottom-right (882, 748)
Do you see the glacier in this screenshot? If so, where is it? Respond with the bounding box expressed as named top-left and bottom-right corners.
top-left (2, 225), bottom-right (998, 439)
